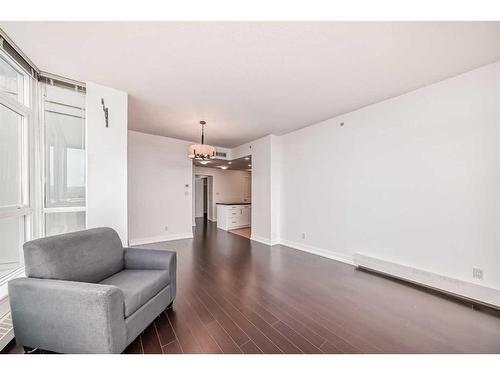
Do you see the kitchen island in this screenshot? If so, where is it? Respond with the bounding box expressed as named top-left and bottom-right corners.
top-left (216, 203), bottom-right (251, 231)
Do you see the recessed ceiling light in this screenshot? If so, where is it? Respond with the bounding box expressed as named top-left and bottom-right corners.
top-left (218, 166), bottom-right (228, 170)
top-left (244, 157), bottom-right (250, 160)
top-left (228, 161), bottom-right (232, 165)
top-left (199, 160), bottom-right (210, 165)
top-left (248, 164), bottom-right (252, 167)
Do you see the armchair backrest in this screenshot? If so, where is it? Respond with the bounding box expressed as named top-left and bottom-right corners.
top-left (23, 227), bottom-right (124, 283)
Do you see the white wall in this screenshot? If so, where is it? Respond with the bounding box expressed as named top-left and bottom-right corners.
top-left (194, 166), bottom-right (251, 221)
top-left (231, 135), bottom-right (278, 244)
top-left (280, 62), bottom-right (500, 290)
top-left (270, 135), bottom-right (282, 244)
top-left (85, 82), bottom-right (128, 245)
top-left (128, 131), bottom-right (193, 245)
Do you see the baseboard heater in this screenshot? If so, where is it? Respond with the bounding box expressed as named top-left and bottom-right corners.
top-left (354, 254), bottom-right (500, 310)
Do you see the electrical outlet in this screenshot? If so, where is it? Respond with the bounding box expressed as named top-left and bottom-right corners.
top-left (473, 268), bottom-right (483, 280)
top-left (164, 226), bottom-right (169, 232)
top-left (301, 233), bottom-right (306, 240)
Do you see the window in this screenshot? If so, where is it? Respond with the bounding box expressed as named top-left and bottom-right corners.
top-left (0, 51), bottom-right (31, 281)
top-left (0, 54), bottom-right (24, 103)
top-left (0, 103), bottom-right (23, 208)
top-left (0, 45), bottom-right (86, 286)
top-left (42, 84), bottom-right (86, 236)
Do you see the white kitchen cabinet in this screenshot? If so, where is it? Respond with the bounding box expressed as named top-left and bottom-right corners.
top-left (216, 204), bottom-right (251, 231)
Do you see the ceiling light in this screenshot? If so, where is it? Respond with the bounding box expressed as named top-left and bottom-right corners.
top-left (199, 160), bottom-right (210, 165)
top-left (228, 161), bottom-right (232, 165)
top-left (187, 121), bottom-right (216, 160)
top-left (248, 164), bottom-right (252, 167)
top-left (244, 157), bottom-right (250, 160)
top-left (218, 166), bottom-right (228, 170)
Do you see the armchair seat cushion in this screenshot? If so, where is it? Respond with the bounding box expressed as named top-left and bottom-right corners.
top-left (99, 269), bottom-right (170, 318)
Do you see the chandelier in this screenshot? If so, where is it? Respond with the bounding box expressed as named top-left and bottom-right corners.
top-left (187, 121), bottom-right (216, 160)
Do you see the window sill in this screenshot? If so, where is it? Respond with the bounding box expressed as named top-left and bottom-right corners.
top-left (0, 266), bottom-right (25, 300)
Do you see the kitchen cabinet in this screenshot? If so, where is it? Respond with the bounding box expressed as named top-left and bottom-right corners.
top-left (216, 203), bottom-right (251, 230)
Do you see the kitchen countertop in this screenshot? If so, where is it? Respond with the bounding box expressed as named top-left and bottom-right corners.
top-left (216, 202), bottom-right (251, 205)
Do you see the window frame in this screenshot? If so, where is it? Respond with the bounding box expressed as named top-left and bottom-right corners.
top-left (0, 48), bottom-right (36, 287)
top-left (40, 83), bottom-right (86, 237)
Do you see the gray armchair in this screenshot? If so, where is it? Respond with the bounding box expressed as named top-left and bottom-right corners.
top-left (8, 227), bottom-right (176, 354)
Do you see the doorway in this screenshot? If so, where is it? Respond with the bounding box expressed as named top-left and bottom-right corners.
top-left (194, 175), bottom-right (214, 223)
top-left (192, 156), bottom-right (252, 237)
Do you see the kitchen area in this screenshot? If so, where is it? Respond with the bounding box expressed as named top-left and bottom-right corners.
top-left (193, 155), bottom-right (252, 238)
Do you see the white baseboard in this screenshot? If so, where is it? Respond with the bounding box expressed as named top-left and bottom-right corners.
top-left (129, 232), bottom-right (194, 246)
top-left (354, 253), bottom-right (500, 308)
top-left (250, 235), bottom-right (279, 246)
top-left (279, 239), bottom-right (354, 265)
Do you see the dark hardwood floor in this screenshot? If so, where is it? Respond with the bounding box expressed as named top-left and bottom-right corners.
top-left (4, 218), bottom-right (500, 354)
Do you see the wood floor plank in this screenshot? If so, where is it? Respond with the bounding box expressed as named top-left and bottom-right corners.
top-left (193, 265), bottom-right (280, 326)
top-left (124, 336), bottom-right (143, 354)
top-left (154, 312), bottom-right (176, 347)
top-left (162, 340), bottom-right (183, 354)
top-left (197, 285), bottom-right (282, 354)
top-left (193, 287), bottom-right (250, 347)
top-left (191, 267), bottom-right (304, 353)
top-left (240, 340), bottom-right (263, 354)
top-left (320, 340), bottom-right (343, 354)
top-left (227, 302), bottom-right (302, 354)
top-left (200, 271), bottom-right (327, 349)
top-left (186, 292), bottom-right (216, 325)
top-left (166, 308), bottom-right (203, 353)
top-left (179, 297), bottom-right (223, 353)
top-left (272, 320), bottom-right (323, 354)
top-left (205, 320), bottom-right (243, 354)
top-left (252, 300), bottom-right (327, 348)
top-left (141, 324), bottom-right (162, 354)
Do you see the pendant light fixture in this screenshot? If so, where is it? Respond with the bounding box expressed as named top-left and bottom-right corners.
top-left (187, 120), bottom-right (216, 160)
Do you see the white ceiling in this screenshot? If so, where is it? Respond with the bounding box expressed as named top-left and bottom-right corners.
top-left (2, 21), bottom-right (500, 147)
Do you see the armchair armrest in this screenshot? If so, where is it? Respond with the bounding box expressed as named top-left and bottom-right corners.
top-left (124, 247), bottom-right (176, 300)
top-left (8, 278), bottom-right (126, 354)
top-left (124, 247), bottom-right (176, 271)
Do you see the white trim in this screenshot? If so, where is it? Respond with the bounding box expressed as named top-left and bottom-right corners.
top-left (43, 206), bottom-right (86, 214)
top-left (0, 91), bottom-right (30, 117)
top-left (0, 27), bottom-right (39, 76)
top-left (227, 224), bottom-right (250, 230)
top-left (129, 232), bottom-right (194, 247)
top-left (250, 235), bottom-right (279, 247)
top-left (0, 49), bottom-right (32, 110)
top-left (0, 295), bottom-right (9, 317)
top-left (0, 207), bottom-right (32, 219)
top-left (0, 265), bottom-right (24, 284)
top-left (0, 52), bottom-right (33, 297)
top-left (0, 266), bottom-right (25, 299)
top-left (39, 71), bottom-right (85, 88)
top-left (279, 239), bottom-right (354, 265)
top-left (354, 254), bottom-right (500, 309)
